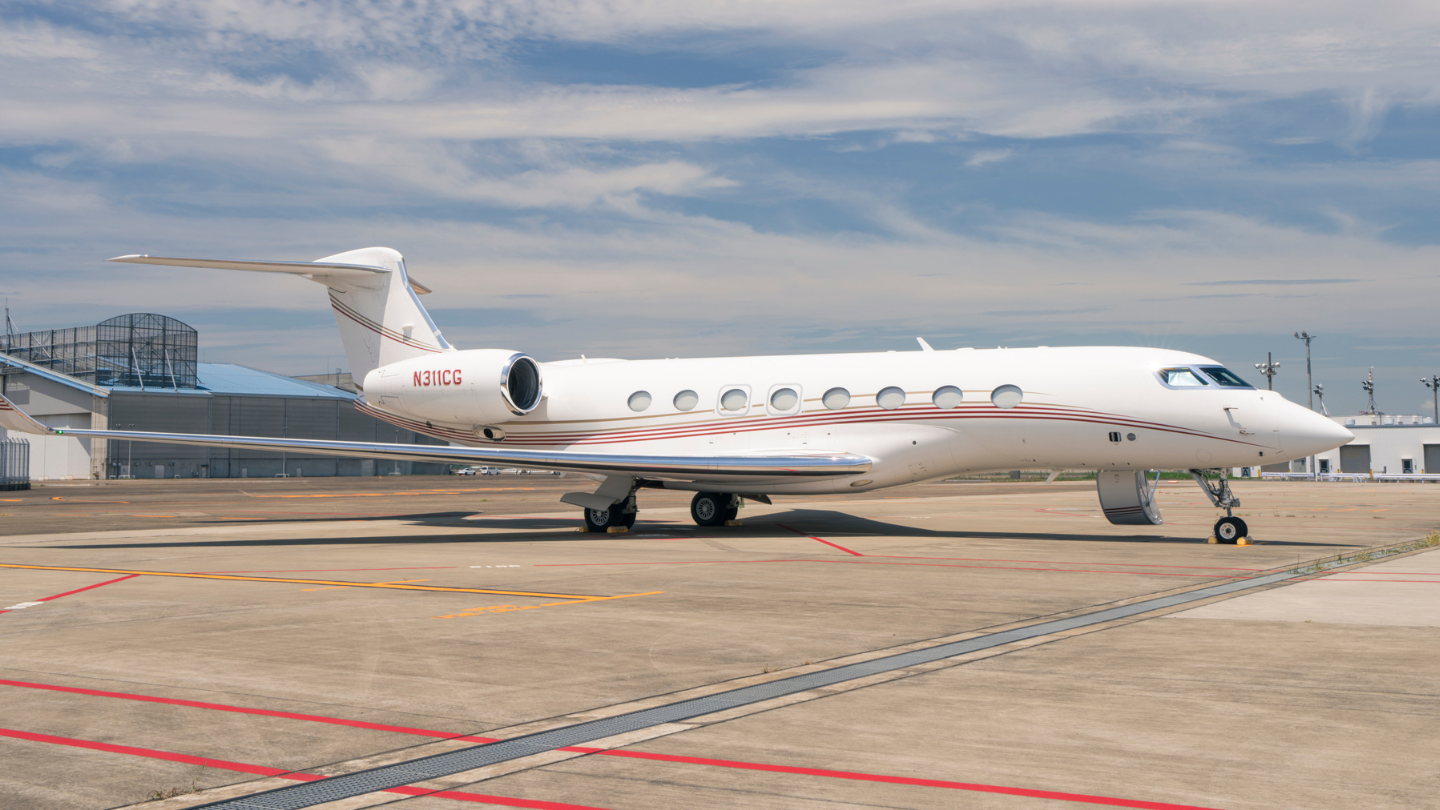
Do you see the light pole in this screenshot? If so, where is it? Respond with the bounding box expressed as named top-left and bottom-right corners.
top-left (1254, 352), bottom-right (1280, 390)
top-left (1423, 375), bottom-right (1440, 425)
top-left (1293, 331), bottom-right (1316, 474)
top-left (1362, 368), bottom-right (1378, 416)
top-left (119, 423), bottom-right (135, 478)
top-left (1313, 383), bottom-right (1327, 415)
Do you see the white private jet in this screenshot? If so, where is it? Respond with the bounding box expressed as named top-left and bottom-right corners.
top-left (0, 247), bottom-right (1352, 543)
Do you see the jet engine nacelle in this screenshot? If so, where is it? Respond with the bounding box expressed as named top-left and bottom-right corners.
top-left (362, 349), bottom-right (543, 426)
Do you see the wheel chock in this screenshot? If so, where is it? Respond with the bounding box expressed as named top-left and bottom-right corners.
top-left (1207, 536), bottom-right (1219, 544)
top-left (1236, 537), bottom-right (1253, 546)
top-left (607, 526), bottom-right (628, 534)
top-left (724, 520), bottom-right (743, 527)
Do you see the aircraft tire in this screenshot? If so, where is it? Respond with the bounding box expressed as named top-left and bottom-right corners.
top-left (691, 492), bottom-right (731, 527)
top-left (1214, 516), bottom-right (1247, 544)
top-left (584, 504), bottom-right (623, 533)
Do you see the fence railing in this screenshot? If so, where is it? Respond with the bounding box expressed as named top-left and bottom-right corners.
top-left (0, 438), bottom-right (30, 491)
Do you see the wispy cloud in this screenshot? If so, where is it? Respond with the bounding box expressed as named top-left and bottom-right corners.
top-left (1, 0), bottom-right (1438, 415)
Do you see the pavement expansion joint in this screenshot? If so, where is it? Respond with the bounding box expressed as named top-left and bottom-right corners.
top-left (175, 563), bottom-right (1312, 810)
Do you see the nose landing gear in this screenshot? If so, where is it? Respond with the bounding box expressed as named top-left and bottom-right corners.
top-left (1190, 469), bottom-right (1248, 544)
top-left (1214, 515), bottom-right (1248, 544)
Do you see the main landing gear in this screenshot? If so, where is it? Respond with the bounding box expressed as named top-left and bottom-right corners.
top-left (568, 481), bottom-right (744, 532)
top-left (690, 492), bottom-right (739, 527)
top-left (583, 494), bottom-right (637, 533)
top-left (1189, 469), bottom-right (1248, 544)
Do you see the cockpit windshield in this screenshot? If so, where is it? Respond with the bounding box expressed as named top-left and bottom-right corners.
top-left (1199, 366), bottom-right (1253, 388)
top-left (1159, 367), bottom-right (1208, 387)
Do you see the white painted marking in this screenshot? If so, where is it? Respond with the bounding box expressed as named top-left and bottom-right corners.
top-left (3, 602), bottom-right (43, 611)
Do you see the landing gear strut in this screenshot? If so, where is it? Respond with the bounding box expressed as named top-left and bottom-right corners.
top-left (583, 494), bottom-right (637, 533)
top-left (1189, 469), bottom-right (1248, 544)
top-left (690, 492), bottom-right (738, 527)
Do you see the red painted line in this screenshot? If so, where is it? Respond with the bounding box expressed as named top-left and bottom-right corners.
top-left (36, 574), bottom-right (139, 601)
top-left (575, 749), bottom-right (1226, 810)
top-left (779, 523), bottom-right (863, 556)
top-left (194, 567), bottom-right (459, 574)
top-left (0, 726), bottom-right (606, 808)
top-left (0, 726), bottom-right (289, 776)
top-left (535, 558), bottom-right (1239, 578)
top-left (865, 554), bottom-right (1265, 572)
top-left (0, 683), bottom-right (1218, 808)
top-left (399, 785), bottom-right (613, 809)
top-left (0, 679), bottom-right (495, 740)
top-left (0, 574), bottom-right (139, 615)
top-left (1313, 578), bottom-right (1440, 583)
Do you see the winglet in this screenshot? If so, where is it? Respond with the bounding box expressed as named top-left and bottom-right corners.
top-left (0, 391), bottom-right (55, 435)
top-left (917, 337), bottom-right (935, 352)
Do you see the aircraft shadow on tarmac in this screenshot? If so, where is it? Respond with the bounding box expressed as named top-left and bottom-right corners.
top-left (45, 507), bottom-right (1276, 549)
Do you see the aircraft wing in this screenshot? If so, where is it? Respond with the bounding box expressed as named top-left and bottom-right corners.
top-left (0, 393), bottom-right (869, 481)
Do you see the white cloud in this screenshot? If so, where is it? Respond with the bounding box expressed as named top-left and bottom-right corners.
top-left (966, 148), bottom-right (1014, 167)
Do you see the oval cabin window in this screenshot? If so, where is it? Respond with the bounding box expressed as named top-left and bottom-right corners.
top-left (822, 387), bottom-right (850, 410)
top-left (628, 391), bottom-right (652, 412)
top-left (770, 387), bottom-right (799, 411)
top-left (673, 390), bottom-right (699, 411)
top-left (932, 386), bottom-right (963, 409)
top-left (876, 386), bottom-right (906, 410)
top-left (991, 384), bottom-right (1023, 409)
top-left (720, 388), bottom-right (749, 412)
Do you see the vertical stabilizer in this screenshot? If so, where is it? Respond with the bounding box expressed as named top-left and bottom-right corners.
top-left (311, 248), bottom-right (451, 382)
top-left (108, 247), bottom-right (453, 385)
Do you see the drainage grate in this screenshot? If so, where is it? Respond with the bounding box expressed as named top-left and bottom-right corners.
top-left (196, 569), bottom-right (1296, 809)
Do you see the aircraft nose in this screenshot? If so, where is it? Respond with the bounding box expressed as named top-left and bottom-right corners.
top-left (1280, 402), bottom-right (1353, 456)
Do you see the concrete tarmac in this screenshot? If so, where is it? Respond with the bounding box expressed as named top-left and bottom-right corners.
top-left (0, 476), bottom-right (1436, 810)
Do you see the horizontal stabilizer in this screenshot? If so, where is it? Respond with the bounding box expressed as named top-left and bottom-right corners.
top-left (0, 392), bottom-right (869, 483)
top-left (108, 255), bottom-right (432, 295)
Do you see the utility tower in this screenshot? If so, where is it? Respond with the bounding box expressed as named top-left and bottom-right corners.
top-left (1313, 383), bottom-right (1327, 415)
top-left (1362, 368), bottom-right (1379, 416)
top-left (1254, 352), bottom-right (1280, 390)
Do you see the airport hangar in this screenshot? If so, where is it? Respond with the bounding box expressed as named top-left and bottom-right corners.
top-left (0, 313), bottom-right (447, 481)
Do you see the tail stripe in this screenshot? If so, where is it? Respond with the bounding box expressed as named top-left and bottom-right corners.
top-left (329, 294), bottom-right (444, 354)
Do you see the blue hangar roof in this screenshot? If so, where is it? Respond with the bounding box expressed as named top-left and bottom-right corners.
top-left (107, 363), bottom-right (357, 400)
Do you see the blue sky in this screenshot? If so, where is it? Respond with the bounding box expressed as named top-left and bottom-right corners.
top-left (1, 0), bottom-right (1438, 416)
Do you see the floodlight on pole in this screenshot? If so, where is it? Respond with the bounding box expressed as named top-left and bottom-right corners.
top-left (1313, 383), bottom-right (1327, 416)
top-left (1294, 331), bottom-right (1317, 474)
top-left (1422, 375), bottom-right (1440, 425)
top-left (1255, 352), bottom-right (1280, 390)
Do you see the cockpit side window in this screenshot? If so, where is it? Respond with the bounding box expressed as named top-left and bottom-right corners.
top-left (1158, 367), bottom-right (1208, 387)
top-left (1199, 366), bottom-right (1254, 388)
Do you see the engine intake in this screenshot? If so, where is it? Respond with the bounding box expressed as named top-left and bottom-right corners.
top-left (501, 354), bottom-right (541, 414)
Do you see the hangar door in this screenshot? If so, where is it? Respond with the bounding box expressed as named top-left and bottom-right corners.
top-left (1340, 445), bottom-right (1371, 474)
top-left (1425, 445), bottom-right (1440, 474)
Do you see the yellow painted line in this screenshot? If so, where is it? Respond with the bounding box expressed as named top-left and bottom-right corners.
top-left (303, 578), bottom-right (430, 592)
top-left (0, 564), bottom-right (599, 600)
top-left (434, 591), bottom-right (664, 619)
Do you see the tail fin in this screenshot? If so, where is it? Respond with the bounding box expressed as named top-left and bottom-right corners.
top-left (109, 247), bottom-right (453, 383)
